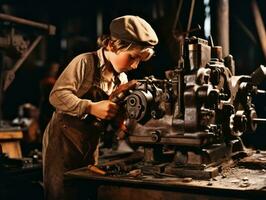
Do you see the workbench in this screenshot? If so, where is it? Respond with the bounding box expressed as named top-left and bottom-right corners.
top-left (0, 129), bottom-right (23, 158)
top-left (65, 151), bottom-right (266, 200)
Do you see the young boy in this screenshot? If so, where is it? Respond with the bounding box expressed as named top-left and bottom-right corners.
top-left (43, 15), bottom-right (158, 200)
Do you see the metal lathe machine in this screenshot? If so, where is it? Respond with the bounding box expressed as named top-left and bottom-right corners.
top-left (121, 36), bottom-right (266, 179)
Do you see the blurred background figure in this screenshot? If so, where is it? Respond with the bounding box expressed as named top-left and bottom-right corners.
top-left (39, 61), bottom-right (60, 134)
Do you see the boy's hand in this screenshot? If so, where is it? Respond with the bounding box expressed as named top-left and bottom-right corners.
top-left (89, 100), bottom-right (119, 120)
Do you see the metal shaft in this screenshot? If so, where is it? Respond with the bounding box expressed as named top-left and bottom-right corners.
top-left (0, 13), bottom-right (56, 35)
top-left (252, 118), bottom-right (266, 123)
top-left (257, 89), bottom-right (266, 94)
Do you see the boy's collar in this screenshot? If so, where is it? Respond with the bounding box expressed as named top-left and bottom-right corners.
top-left (96, 48), bottom-right (121, 84)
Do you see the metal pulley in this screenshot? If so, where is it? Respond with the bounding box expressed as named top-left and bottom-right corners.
top-left (229, 110), bottom-right (247, 137)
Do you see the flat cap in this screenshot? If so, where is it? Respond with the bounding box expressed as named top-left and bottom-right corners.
top-left (110, 15), bottom-right (158, 46)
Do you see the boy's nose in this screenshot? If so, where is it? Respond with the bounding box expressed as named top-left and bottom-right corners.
top-left (130, 60), bottom-right (139, 69)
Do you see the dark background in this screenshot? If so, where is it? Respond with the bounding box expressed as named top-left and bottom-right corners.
top-left (0, 0), bottom-right (265, 149)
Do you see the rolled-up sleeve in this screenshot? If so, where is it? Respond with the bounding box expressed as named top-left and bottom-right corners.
top-left (49, 54), bottom-right (93, 117)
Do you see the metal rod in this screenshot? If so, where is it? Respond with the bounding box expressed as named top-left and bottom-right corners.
top-left (186, 0), bottom-right (196, 37)
top-left (251, 0), bottom-right (266, 60)
top-left (235, 16), bottom-right (257, 45)
top-left (14, 35), bottom-right (43, 72)
top-left (212, 0), bottom-right (230, 57)
top-left (3, 35), bottom-right (43, 90)
top-left (0, 13), bottom-right (56, 35)
top-left (252, 118), bottom-right (266, 123)
top-left (172, 0), bottom-right (184, 33)
top-left (257, 89), bottom-right (266, 94)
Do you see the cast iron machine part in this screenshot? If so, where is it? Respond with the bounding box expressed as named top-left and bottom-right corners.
top-left (124, 36), bottom-right (266, 179)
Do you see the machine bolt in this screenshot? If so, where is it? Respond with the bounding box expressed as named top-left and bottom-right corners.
top-left (151, 131), bottom-right (161, 142)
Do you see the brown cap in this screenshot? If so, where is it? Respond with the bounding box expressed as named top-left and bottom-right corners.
top-left (110, 15), bottom-right (158, 46)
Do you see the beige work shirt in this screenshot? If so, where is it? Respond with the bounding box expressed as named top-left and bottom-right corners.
top-left (49, 48), bottom-right (128, 117)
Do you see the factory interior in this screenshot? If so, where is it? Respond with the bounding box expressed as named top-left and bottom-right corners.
top-left (0, 0), bottom-right (266, 199)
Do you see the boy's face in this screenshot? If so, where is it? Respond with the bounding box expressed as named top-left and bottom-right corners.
top-left (109, 48), bottom-right (153, 73)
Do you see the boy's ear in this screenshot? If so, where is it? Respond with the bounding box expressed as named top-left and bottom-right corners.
top-left (106, 42), bottom-right (115, 52)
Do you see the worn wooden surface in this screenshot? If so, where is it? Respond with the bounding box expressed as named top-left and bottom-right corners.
top-left (65, 151), bottom-right (266, 200)
top-left (0, 130), bottom-right (23, 158)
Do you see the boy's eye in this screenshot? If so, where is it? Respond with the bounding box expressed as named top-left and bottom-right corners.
top-left (129, 55), bottom-right (138, 60)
